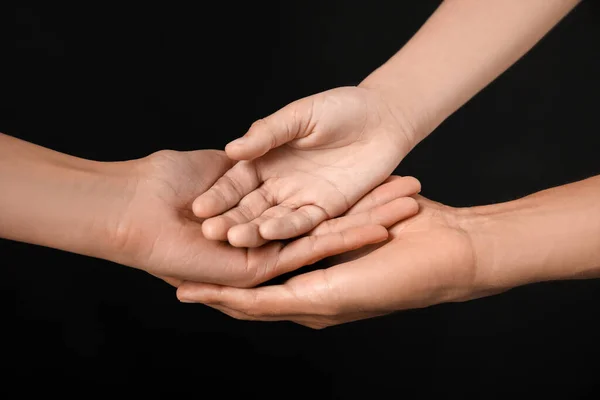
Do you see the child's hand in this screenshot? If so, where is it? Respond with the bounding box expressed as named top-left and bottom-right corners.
top-left (193, 86), bottom-right (417, 247)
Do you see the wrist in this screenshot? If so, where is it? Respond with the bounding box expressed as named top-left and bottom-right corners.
top-left (0, 138), bottom-right (139, 262)
top-left (358, 75), bottom-right (438, 150)
top-left (456, 180), bottom-right (600, 293)
top-left (456, 202), bottom-right (546, 293)
top-left (64, 159), bottom-right (141, 262)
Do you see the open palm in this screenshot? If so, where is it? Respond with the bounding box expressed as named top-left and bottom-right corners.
top-left (109, 150), bottom-right (419, 288)
top-left (177, 181), bottom-right (502, 329)
top-left (193, 86), bottom-right (416, 247)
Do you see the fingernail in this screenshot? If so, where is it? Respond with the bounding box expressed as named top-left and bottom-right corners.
top-left (179, 298), bottom-right (195, 303)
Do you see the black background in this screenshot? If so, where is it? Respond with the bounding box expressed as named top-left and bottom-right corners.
top-left (1, 1), bottom-right (599, 398)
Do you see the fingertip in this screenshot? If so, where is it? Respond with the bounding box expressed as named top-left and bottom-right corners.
top-left (224, 140), bottom-right (250, 161)
top-left (225, 137), bottom-right (265, 161)
top-left (176, 285), bottom-right (196, 303)
top-left (177, 282), bottom-right (220, 303)
top-left (369, 224), bottom-right (390, 242)
top-left (258, 219), bottom-right (282, 240)
top-left (403, 176), bottom-right (422, 194)
top-left (226, 225), bottom-right (243, 247)
top-left (192, 196), bottom-right (204, 217)
top-left (193, 195), bottom-right (218, 218)
top-left (393, 196), bottom-right (420, 217)
top-left (201, 218), bottom-right (229, 241)
top-left (227, 224), bottom-right (263, 248)
top-left (404, 196), bottom-right (420, 215)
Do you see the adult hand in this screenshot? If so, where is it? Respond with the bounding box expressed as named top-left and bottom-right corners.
top-left (177, 177), bottom-right (497, 328)
top-left (0, 133), bottom-right (420, 289)
top-left (107, 150), bottom-right (420, 287)
top-left (193, 86), bottom-right (418, 247)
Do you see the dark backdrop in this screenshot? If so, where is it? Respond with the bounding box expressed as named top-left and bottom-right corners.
top-left (1, 1), bottom-right (599, 398)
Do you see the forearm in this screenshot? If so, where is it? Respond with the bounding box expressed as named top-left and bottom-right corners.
top-left (360, 0), bottom-right (580, 146)
top-left (0, 133), bottom-right (133, 259)
top-left (463, 175), bottom-right (600, 290)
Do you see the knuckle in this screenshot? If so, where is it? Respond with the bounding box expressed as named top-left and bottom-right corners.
top-left (234, 203), bottom-right (254, 221)
top-left (250, 118), bottom-right (266, 130)
top-left (256, 187), bottom-right (276, 208)
top-left (208, 184), bottom-right (228, 203)
top-left (292, 208), bottom-right (313, 231)
top-left (313, 220), bottom-right (334, 236)
top-left (221, 175), bottom-right (244, 199)
top-left (251, 118), bottom-right (279, 148)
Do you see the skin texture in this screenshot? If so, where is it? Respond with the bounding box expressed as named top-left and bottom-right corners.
top-left (178, 175), bottom-right (600, 329)
top-left (2, 0), bottom-right (588, 330)
top-left (194, 86), bottom-right (415, 247)
top-left (178, 0), bottom-right (585, 328)
top-left (0, 133), bottom-right (421, 288)
top-left (193, 0), bottom-right (580, 248)
top-left (179, 185), bottom-right (484, 329)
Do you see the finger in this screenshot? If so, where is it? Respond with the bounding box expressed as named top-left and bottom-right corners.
top-left (264, 225), bottom-right (388, 281)
top-left (208, 304), bottom-right (327, 327)
top-left (204, 295), bottom-right (367, 329)
top-left (207, 303), bottom-right (336, 330)
top-left (225, 97), bottom-right (315, 160)
top-left (193, 161), bottom-right (260, 219)
top-left (178, 266), bottom-right (351, 318)
top-left (346, 176), bottom-right (421, 215)
top-left (227, 205), bottom-right (294, 247)
top-left (309, 196), bottom-right (418, 236)
top-left (205, 304), bottom-right (287, 322)
top-left (259, 204), bottom-right (330, 240)
top-left (205, 304), bottom-right (254, 320)
top-left (178, 252), bottom-right (388, 320)
top-left (177, 282), bottom-right (302, 317)
top-left (201, 188), bottom-right (274, 241)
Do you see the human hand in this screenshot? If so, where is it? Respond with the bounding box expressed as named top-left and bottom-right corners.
top-left (177, 178), bottom-right (501, 329)
top-left (193, 86), bottom-right (418, 247)
top-left (107, 151), bottom-right (420, 288)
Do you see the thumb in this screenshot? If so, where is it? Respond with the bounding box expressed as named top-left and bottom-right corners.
top-left (225, 96), bottom-right (315, 160)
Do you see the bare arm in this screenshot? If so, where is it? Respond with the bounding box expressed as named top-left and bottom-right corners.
top-left (360, 0), bottom-right (581, 147)
top-left (466, 175), bottom-right (600, 290)
top-left (0, 133), bottom-right (418, 286)
top-left (176, 174), bottom-right (600, 328)
top-left (0, 132), bottom-right (132, 259)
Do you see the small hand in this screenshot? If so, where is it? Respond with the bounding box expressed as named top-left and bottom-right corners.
top-left (177, 182), bottom-right (500, 329)
top-left (111, 151), bottom-right (420, 288)
top-left (193, 86), bottom-right (416, 247)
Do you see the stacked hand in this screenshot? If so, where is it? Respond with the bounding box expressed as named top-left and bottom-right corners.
top-left (111, 149), bottom-right (420, 289)
top-left (3, 0), bottom-right (591, 332)
top-left (167, 86), bottom-right (434, 328)
top-left (169, 0), bottom-right (592, 329)
top-left (163, 85), bottom-right (480, 329)
top-left (178, 182), bottom-right (495, 329)
top-left (193, 86), bottom-right (416, 247)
